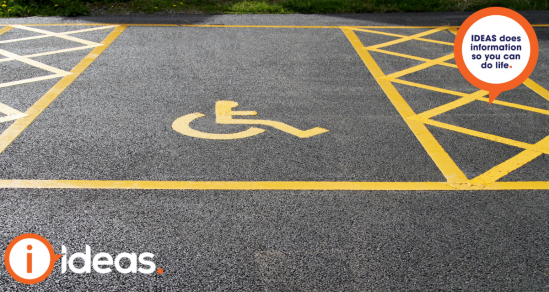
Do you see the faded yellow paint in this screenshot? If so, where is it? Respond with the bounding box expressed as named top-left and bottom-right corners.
top-left (0, 25), bottom-right (127, 154)
top-left (0, 25), bottom-right (13, 35)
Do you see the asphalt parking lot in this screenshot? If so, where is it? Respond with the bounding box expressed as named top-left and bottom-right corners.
top-left (0, 12), bottom-right (548, 290)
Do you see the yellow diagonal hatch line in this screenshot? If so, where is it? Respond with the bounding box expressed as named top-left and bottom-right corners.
top-left (383, 53), bottom-right (456, 80)
top-left (524, 78), bottom-right (549, 102)
top-left (0, 25), bottom-right (127, 154)
top-left (342, 27), bottom-right (467, 183)
top-left (0, 25), bottom-right (13, 35)
top-left (365, 27), bottom-right (447, 50)
top-left (471, 135), bottom-right (549, 186)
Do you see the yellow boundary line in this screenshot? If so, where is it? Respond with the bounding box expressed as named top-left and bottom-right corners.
top-left (0, 179), bottom-right (546, 190)
top-left (0, 179), bottom-right (545, 190)
top-left (0, 25), bottom-right (127, 154)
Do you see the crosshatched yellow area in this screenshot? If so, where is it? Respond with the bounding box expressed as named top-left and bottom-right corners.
top-left (342, 26), bottom-right (549, 189)
top-left (0, 24), bottom-right (125, 154)
top-left (0, 25), bottom-right (118, 89)
top-left (0, 24), bottom-right (548, 190)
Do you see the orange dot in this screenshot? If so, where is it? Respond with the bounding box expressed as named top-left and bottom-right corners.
top-left (157, 268), bottom-right (163, 274)
top-left (27, 245), bottom-right (32, 250)
top-left (510, 66), bottom-right (512, 68)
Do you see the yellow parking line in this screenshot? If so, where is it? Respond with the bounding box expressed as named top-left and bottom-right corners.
top-left (0, 25), bottom-right (13, 35)
top-left (0, 180), bottom-right (456, 190)
top-left (471, 151), bottom-right (542, 185)
top-left (485, 181), bottom-right (549, 189)
top-left (364, 27), bottom-right (446, 50)
top-left (367, 48), bottom-right (456, 69)
top-left (0, 25), bottom-right (127, 154)
top-left (390, 79), bottom-right (469, 97)
top-left (352, 27), bottom-right (409, 38)
top-left (447, 27), bottom-right (458, 35)
top-left (415, 117), bottom-right (549, 154)
top-left (471, 135), bottom-right (549, 185)
top-left (352, 28), bottom-right (454, 46)
top-left (477, 96), bottom-right (549, 116)
top-left (523, 78), bottom-right (549, 102)
top-left (383, 53), bottom-right (455, 80)
top-left (0, 179), bottom-right (546, 190)
top-left (342, 27), bottom-right (467, 183)
top-left (367, 48), bottom-right (432, 62)
top-left (415, 38), bottom-right (453, 46)
top-left (416, 90), bottom-right (487, 119)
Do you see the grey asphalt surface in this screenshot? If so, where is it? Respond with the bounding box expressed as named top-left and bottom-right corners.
top-left (0, 12), bottom-right (548, 291)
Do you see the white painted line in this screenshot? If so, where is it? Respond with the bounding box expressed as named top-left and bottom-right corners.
top-left (0, 25), bottom-right (113, 45)
top-left (0, 45), bottom-right (100, 63)
top-left (12, 25), bottom-right (102, 46)
top-left (0, 49), bottom-right (72, 75)
top-left (0, 74), bottom-right (65, 88)
top-left (0, 102), bottom-right (27, 123)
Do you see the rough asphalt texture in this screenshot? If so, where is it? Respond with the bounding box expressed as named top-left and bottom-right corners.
top-left (0, 12), bottom-right (548, 291)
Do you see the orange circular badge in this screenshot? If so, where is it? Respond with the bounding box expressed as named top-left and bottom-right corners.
top-left (4, 233), bottom-right (62, 285)
top-left (454, 7), bottom-right (538, 103)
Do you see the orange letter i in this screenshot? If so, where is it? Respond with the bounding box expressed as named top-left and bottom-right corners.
top-left (27, 245), bottom-right (33, 273)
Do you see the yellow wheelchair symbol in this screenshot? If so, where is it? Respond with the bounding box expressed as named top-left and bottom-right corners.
top-left (172, 100), bottom-right (329, 140)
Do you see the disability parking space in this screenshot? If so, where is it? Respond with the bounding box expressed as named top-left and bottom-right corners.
top-left (0, 22), bottom-right (548, 190)
top-left (0, 25), bottom-right (445, 183)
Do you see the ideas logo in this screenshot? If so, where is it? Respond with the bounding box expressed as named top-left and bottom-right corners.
top-left (4, 233), bottom-right (161, 285)
top-left (4, 234), bottom-right (61, 284)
